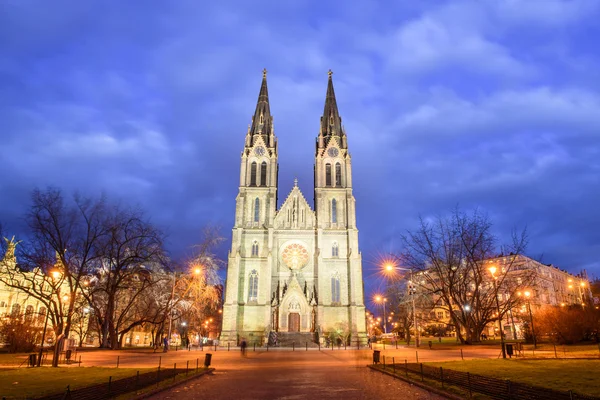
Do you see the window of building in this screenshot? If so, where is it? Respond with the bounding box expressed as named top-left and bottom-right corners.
top-left (437, 311), bottom-right (443, 319)
top-left (251, 241), bottom-right (259, 257)
top-left (248, 270), bottom-right (258, 302)
top-left (38, 307), bottom-right (46, 323)
top-left (325, 164), bottom-right (332, 187)
top-left (250, 162), bottom-right (257, 186)
top-left (331, 199), bottom-right (337, 223)
top-left (25, 305), bottom-right (34, 321)
top-left (331, 274), bottom-right (340, 303)
top-left (332, 242), bottom-right (339, 257)
top-left (335, 163), bottom-right (342, 186)
top-left (11, 303), bottom-right (20, 316)
top-left (260, 161), bottom-right (267, 187)
top-left (254, 198), bottom-right (260, 222)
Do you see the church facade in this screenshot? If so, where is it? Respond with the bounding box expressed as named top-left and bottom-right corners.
top-left (220, 70), bottom-right (367, 346)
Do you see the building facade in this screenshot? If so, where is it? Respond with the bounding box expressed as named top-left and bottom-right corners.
top-left (220, 70), bottom-right (367, 345)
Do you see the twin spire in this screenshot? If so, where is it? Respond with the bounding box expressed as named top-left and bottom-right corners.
top-left (248, 69), bottom-right (345, 149)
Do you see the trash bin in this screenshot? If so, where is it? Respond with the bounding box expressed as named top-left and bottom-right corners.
top-left (65, 349), bottom-right (72, 364)
top-left (372, 350), bottom-right (381, 364)
top-left (506, 344), bottom-right (514, 358)
top-left (204, 353), bottom-right (212, 367)
top-left (28, 354), bottom-right (37, 367)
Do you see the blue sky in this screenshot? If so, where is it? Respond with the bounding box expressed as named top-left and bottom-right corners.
top-left (1, 0), bottom-right (600, 294)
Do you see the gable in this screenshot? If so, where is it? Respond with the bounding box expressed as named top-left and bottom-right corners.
top-left (274, 184), bottom-right (315, 229)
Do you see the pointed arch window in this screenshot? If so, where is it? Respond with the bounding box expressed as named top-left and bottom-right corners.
top-left (254, 198), bottom-right (260, 223)
top-left (260, 113), bottom-right (264, 124)
top-left (250, 162), bottom-right (257, 186)
top-left (248, 270), bottom-right (258, 302)
top-left (331, 198), bottom-right (337, 224)
top-left (335, 163), bottom-right (342, 187)
top-left (260, 161), bottom-right (267, 187)
top-left (331, 273), bottom-right (341, 304)
top-left (25, 305), bottom-right (34, 322)
top-left (251, 241), bottom-right (259, 257)
top-left (38, 307), bottom-right (46, 324)
top-left (325, 163), bottom-right (332, 187)
top-left (332, 242), bottom-right (339, 257)
top-left (11, 303), bottom-right (20, 316)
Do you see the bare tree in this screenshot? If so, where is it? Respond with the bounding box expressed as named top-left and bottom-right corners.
top-left (82, 207), bottom-right (167, 349)
top-left (400, 208), bottom-right (532, 344)
top-left (0, 188), bottom-right (108, 365)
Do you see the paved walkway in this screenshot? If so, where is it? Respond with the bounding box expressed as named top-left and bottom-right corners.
top-left (147, 350), bottom-right (447, 400)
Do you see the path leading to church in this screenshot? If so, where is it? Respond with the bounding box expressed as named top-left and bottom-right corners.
top-left (148, 350), bottom-right (447, 400)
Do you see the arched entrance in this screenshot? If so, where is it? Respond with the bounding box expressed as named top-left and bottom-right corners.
top-left (288, 313), bottom-right (300, 332)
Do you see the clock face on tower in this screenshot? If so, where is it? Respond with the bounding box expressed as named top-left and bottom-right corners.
top-left (254, 146), bottom-right (266, 156)
top-left (327, 147), bottom-right (339, 157)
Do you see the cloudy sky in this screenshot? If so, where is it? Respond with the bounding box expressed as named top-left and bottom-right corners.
top-left (1, 0), bottom-right (599, 293)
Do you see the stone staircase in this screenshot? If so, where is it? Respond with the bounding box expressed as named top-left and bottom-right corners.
top-left (274, 332), bottom-right (320, 348)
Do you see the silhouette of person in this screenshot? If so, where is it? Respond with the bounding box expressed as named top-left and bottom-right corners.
top-left (240, 338), bottom-right (247, 357)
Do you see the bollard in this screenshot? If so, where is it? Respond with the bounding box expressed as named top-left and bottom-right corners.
top-left (440, 367), bottom-right (444, 388)
top-left (173, 363), bottom-right (177, 382)
top-left (196, 358), bottom-right (199, 372)
top-left (79, 355), bottom-right (81, 366)
top-left (157, 366), bottom-right (161, 386)
top-left (136, 370), bottom-right (140, 391)
top-left (383, 355), bottom-right (386, 369)
top-left (460, 348), bottom-right (464, 360)
top-left (420, 363), bottom-right (424, 382)
top-left (116, 356), bottom-right (120, 368)
top-left (416, 351), bottom-right (419, 363)
top-left (108, 376), bottom-right (112, 396)
top-left (306, 342), bottom-right (308, 351)
top-left (405, 359), bottom-right (408, 377)
top-left (186, 360), bottom-right (189, 376)
top-left (254, 343), bottom-right (256, 352)
top-left (554, 344), bottom-right (558, 359)
top-left (159, 356), bottom-right (162, 369)
top-left (393, 357), bottom-right (395, 373)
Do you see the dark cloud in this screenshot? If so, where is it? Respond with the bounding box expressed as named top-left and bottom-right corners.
top-left (1, 0), bottom-right (600, 296)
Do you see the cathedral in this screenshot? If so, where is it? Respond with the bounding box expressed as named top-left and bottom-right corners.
top-left (220, 70), bottom-right (367, 346)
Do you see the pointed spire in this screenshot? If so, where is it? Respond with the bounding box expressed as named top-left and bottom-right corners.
top-left (320, 69), bottom-right (345, 148)
top-left (249, 68), bottom-right (272, 142)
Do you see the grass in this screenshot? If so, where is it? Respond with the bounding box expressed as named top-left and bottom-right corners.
top-left (0, 366), bottom-right (153, 399)
top-left (425, 359), bottom-right (600, 396)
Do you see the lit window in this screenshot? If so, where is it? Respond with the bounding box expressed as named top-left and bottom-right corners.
top-left (252, 241), bottom-right (259, 257)
top-left (248, 270), bottom-right (258, 302)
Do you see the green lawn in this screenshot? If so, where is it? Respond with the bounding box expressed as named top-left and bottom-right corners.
top-left (426, 359), bottom-right (600, 396)
top-left (0, 367), bottom-right (153, 399)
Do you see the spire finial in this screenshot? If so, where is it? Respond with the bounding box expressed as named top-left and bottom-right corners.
top-left (263, 68), bottom-right (267, 78)
top-left (294, 177), bottom-right (298, 187)
top-left (328, 69), bottom-right (333, 78)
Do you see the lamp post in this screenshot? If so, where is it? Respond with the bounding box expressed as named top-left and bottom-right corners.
top-left (384, 264), bottom-right (419, 347)
top-left (488, 266), bottom-right (506, 359)
top-left (374, 296), bottom-right (388, 334)
top-left (524, 291), bottom-right (537, 348)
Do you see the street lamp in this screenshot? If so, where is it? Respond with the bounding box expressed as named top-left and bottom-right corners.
top-left (523, 290), bottom-right (537, 349)
top-left (383, 263), bottom-right (419, 347)
top-left (488, 266), bottom-right (506, 359)
top-left (374, 295), bottom-right (388, 334)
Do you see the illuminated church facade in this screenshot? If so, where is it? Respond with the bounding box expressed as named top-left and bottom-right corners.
top-left (220, 70), bottom-right (367, 345)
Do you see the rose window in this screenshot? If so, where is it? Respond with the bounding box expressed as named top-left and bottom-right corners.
top-left (281, 243), bottom-right (309, 270)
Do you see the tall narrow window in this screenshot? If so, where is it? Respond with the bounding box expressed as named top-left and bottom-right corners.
top-left (250, 162), bottom-right (257, 186)
top-left (260, 161), bottom-right (267, 187)
top-left (252, 241), bottom-right (259, 257)
top-left (331, 198), bottom-right (337, 223)
top-left (325, 164), bottom-right (332, 187)
top-left (248, 270), bottom-right (258, 302)
top-left (331, 275), bottom-right (340, 304)
top-left (11, 303), bottom-right (20, 316)
top-left (38, 307), bottom-right (46, 324)
top-left (25, 305), bottom-right (34, 322)
top-left (254, 198), bottom-right (260, 222)
top-left (332, 242), bottom-right (339, 257)
top-left (335, 163), bottom-right (342, 187)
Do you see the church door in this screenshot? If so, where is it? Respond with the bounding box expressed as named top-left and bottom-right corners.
top-left (288, 313), bottom-right (300, 332)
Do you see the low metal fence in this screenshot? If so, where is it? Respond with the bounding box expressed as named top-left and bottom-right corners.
top-left (377, 357), bottom-right (599, 400)
top-left (37, 358), bottom-right (210, 400)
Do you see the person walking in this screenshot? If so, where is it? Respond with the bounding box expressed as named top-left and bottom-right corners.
top-left (240, 338), bottom-right (247, 357)
top-left (163, 336), bottom-right (169, 352)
